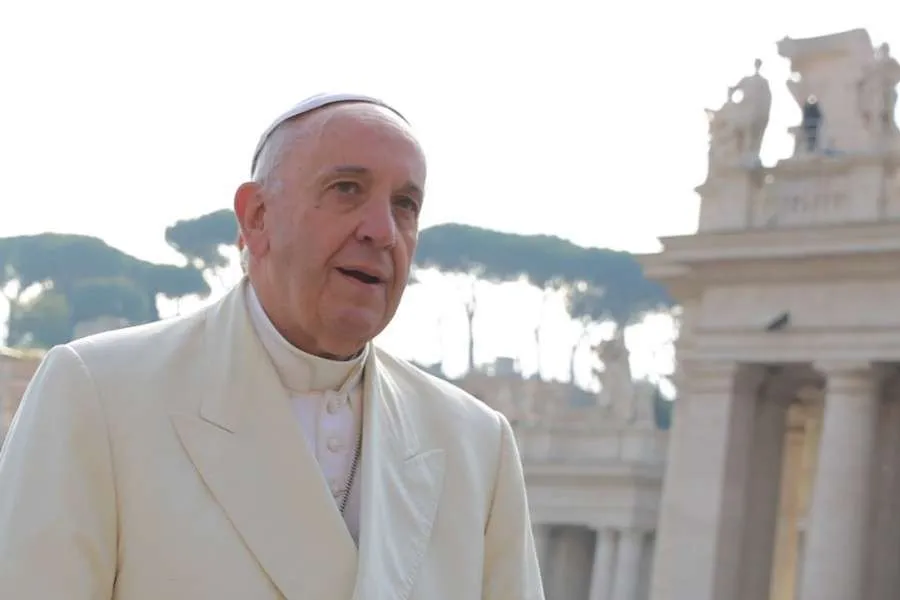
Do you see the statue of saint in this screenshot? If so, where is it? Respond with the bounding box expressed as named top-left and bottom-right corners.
top-left (594, 330), bottom-right (637, 423)
top-left (705, 59), bottom-right (772, 172)
top-left (857, 43), bottom-right (900, 138)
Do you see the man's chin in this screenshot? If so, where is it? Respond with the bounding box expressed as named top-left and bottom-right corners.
top-left (327, 307), bottom-right (386, 346)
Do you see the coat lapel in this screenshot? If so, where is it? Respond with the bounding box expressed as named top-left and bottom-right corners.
top-left (171, 282), bottom-right (358, 600)
top-left (352, 352), bottom-right (446, 600)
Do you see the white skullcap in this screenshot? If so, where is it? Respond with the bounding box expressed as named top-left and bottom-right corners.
top-left (250, 92), bottom-right (408, 176)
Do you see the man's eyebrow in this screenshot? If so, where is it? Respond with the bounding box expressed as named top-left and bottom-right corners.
top-left (331, 165), bottom-right (370, 176)
top-left (330, 165), bottom-right (423, 197)
top-left (398, 181), bottom-right (424, 199)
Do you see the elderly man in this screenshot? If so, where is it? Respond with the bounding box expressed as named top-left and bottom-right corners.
top-left (0, 93), bottom-right (545, 600)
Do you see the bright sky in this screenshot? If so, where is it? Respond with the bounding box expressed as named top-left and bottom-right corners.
top-left (2, 2), bottom-right (898, 387)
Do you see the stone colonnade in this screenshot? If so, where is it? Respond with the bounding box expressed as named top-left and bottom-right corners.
top-left (535, 523), bottom-right (653, 600)
top-left (650, 360), bottom-right (900, 600)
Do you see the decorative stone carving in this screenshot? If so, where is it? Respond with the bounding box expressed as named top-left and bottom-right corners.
top-left (705, 59), bottom-right (772, 172)
top-left (779, 29), bottom-right (900, 155)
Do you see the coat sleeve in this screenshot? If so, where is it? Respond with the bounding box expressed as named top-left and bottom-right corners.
top-left (482, 411), bottom-right (546, 600)
top-left (0, 345), bottom-right (117, 599)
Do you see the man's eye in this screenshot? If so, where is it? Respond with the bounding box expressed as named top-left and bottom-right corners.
top-left (333, 181), bottom-right (361, 194)
top-left (395, 196), bottom-right (420, 213)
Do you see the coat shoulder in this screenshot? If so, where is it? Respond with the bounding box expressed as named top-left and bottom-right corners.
top-left (60, 309), bottom-right (209, 398)
top-left (373, 347), bottom-right (507, 441)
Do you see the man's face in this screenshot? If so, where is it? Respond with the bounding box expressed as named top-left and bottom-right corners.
top-left (235, 103), bottom-right (426, 358)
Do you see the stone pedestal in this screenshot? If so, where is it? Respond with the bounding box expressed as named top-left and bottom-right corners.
top-left (798, 363), bottom-right (879, 600)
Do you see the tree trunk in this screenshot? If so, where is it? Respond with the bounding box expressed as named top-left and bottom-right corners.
top-left (568, 324), bottom-right (592, 385)
top-left (465, 283), bottom-right (477, 374)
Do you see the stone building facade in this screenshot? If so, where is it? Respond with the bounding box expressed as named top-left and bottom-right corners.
top-left (641, 28), bottom-right (900, 600)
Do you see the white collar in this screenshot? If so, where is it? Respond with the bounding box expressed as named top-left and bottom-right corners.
top-left (245, 283), bottom-right (367, 394)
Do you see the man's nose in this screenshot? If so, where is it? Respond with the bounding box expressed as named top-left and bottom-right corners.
top-left (355, 195), bottom-right (398, 248)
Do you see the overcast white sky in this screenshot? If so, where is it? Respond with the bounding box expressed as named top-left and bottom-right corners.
top-left (2, 1), bottom-right (898, 383)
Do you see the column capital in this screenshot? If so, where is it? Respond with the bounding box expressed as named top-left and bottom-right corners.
top-left (815, 360), bottom-right (884, 396)
top-left (813, 360), bottom-right (874, 377)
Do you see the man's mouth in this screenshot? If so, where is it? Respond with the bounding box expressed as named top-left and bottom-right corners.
top-left (337, 267), bottom-right (383, 285)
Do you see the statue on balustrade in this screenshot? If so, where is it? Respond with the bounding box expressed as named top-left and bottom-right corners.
top-left (704, 59), bottom-right (772, 171)
top-left (593, 330), bottom-right (655, 426)
top-left (857, 43), bottom-right (900, 139)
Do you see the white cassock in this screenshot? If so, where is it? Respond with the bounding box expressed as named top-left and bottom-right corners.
top-left (0, 278), bottom-right (545, 600)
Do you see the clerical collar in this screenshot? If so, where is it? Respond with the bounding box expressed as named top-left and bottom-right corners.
top-left (245, 282), bottom-right (367, 394)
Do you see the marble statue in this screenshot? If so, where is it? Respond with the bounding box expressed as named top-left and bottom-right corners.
top-left (706, 59), bottom-right (772, 170)
top-left (705, 59), bottom-right (772, 170)
top-left (593, 331), bottom-right (655, 425)
top-left (857, 43), bottom-right (900, 138)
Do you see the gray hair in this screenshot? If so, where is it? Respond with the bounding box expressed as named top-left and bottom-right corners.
top-left (242, 93), bottom-right (410, 273)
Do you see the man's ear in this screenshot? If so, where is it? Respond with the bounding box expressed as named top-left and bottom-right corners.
top-left (233, 181), bottom-right (268, 258)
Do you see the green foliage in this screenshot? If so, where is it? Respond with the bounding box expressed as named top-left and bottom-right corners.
top-left (0, 212), bottom-right (674, 353)
top-left (415, 224), bottom-right (672, 325)
top-left (68, 277), bottom-right (154, 326)
top-left (165, 209), bottom-right (239, 269)
top-left (565, 281), bottom-right (608, 323)
top-left (7, 291), bottom-right (71, 348)
top-left (0, 233), bottom-right (210, 348)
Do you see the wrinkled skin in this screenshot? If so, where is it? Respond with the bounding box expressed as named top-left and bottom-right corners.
top-left (234, 103), bottom-right (426, 359)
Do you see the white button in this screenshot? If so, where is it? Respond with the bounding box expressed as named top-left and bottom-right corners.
top-left (326, 396), bottom-right (343, 414)
top-left (327, 437), bottom-right (343, 453)
top-left (330, 480), bottom-right (344, 497)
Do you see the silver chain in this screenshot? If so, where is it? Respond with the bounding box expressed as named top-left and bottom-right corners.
top-left (339, 425), bottom-right (363, 515)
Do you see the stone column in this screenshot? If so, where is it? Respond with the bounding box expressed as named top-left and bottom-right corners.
top-left (738, 384), bottom-right (790, 600)
top-left (868, 380), bottom-right (900, 600)
top-left (649, 362), bottom-right (763, 600)
top-left (611, 530), bottom-right (643, 600)
top-left (589, 528), bottom-right (615, 600)
top-left (797, 362), bottom-right (879, 600)
top-left (767, 404), bottom-right (810, 600)
top-left (547, 526), bottom-right (596, 600)
top-left (548, 527), bottom-right (584, 600)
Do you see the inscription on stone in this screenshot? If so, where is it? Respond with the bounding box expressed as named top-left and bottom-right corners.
top-left (755, 178), bottom-right (851, 227)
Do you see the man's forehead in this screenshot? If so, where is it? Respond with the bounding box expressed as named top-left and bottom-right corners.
top-left (250, 93), bottom-right (409, 176)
